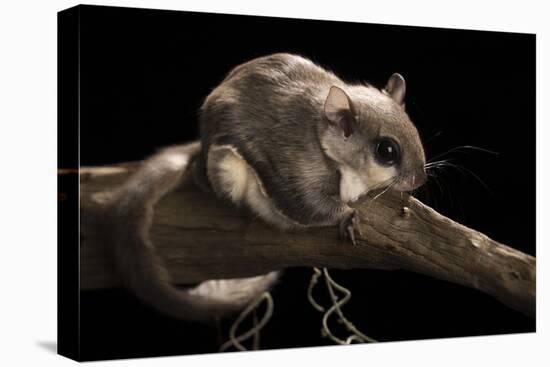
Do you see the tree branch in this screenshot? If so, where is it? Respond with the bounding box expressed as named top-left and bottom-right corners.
top-left (75, 143), bottom-right (535, 317)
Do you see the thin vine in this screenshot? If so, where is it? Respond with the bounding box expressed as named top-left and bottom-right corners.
top-left (219, 292), bottom-right (274, 352)
top-left (308, 267), bottom-right (377, 344)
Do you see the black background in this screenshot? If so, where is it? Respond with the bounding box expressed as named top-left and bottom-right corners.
top-left (74, 5), bottom-right (535, 361)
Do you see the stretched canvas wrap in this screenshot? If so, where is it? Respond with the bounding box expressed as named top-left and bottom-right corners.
top-left (58, 4), bottom-right (536, 362)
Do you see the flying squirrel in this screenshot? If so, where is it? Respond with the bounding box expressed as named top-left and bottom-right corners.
top-left (111, 53), bottom-right (427, 322)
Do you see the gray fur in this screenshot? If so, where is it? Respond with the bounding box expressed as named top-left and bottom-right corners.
top-left (109, 54), bottom-right (426, 321)
top-left (196, 53), bottom-right (426, 228)
top-left (110, 142), bottom-right (279, 321)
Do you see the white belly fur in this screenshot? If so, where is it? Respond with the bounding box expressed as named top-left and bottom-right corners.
top-left (206, 144), bottom-right (300, 229)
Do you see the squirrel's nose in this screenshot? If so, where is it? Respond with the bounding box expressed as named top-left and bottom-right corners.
top-left (413, 169), bottom-right (427, 188)
top-left (396, 169), bottom-right (427, 192)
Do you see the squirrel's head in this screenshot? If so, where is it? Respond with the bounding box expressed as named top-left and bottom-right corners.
top-left (320, 73), bottom-right (426, 200)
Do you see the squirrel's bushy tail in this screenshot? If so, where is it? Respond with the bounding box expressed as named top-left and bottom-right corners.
top-left (108, 141), bottom-right (277, 322)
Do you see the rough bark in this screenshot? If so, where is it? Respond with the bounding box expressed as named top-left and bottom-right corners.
top-left (74, 145), bottom-right (535, 317)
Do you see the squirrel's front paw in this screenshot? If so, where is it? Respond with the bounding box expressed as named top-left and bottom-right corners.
top-left (339, 209), bottom-right (365, 245)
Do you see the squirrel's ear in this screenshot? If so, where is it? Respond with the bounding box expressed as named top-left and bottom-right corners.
top-left (324, 86), bottom-right (354, 138)
top-left (384, 73), bottom-right (406, 106)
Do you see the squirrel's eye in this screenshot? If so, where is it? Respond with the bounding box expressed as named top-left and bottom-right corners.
top-left (375, 138), bottom-right (400, 166)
